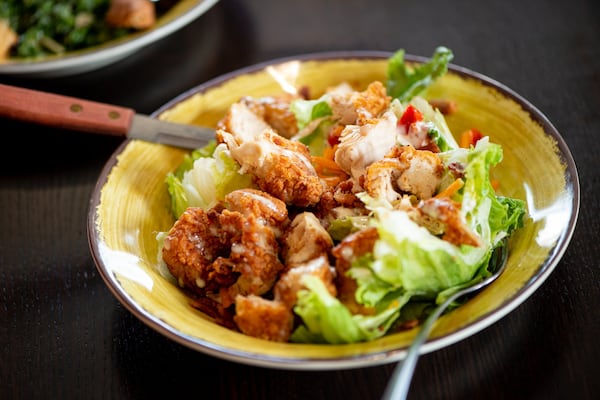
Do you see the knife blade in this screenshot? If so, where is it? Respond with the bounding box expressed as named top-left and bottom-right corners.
top-left (0, 83), bottom-right (215, 150)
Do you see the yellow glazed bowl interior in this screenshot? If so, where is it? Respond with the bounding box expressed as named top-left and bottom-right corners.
top-left (88, 52), bottom-right (579, 370)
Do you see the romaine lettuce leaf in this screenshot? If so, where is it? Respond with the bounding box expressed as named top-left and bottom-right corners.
top-left (386, 46), bottom-right (454, 102)
top-left (165, 142), bottom-right (253, 217)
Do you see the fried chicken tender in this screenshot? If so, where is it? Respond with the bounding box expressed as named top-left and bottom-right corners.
top-left (280, 212), bottom-right (333, 267)
top-left (217, 101), bottom-right (272, 142)
top-left (239, 95), bottom-right (300, 138)
top-left (329, 81), bottom-right (391, 125)
top-left (233, 212), bottom-right (336, 343)
top-left (233, 295), bottom-right (295, 342)
top-left (331, 227), bottom-right (379, 315)
top-left (162, 206), bottom-right (234, 294)
top-left (219, 128), bottom-right (325, 207)
top-left (418, 197), bottom-right (483, 247)
top-left (334, 109), bottom-right (399, 179)
top-left (162, 189), bottom-right (289, 310)
top-left (234, 255), bottom-right (337, 342)
top-left (364, 145), bottom-right (444, 201)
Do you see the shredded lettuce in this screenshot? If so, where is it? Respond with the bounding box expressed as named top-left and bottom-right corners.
top-left (290, 95), bottom-right (332, 130)
top-left (165, 142), bottom-right (253, 218)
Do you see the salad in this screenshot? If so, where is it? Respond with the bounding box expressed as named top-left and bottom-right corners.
top-left (0, 0), bottom-right (177, 60)
top-left (157, 47), bottom-right (527, 344)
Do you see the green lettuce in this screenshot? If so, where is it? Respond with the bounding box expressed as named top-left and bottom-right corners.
top-left (165, 141), bottom-right (253, 218)
top-left (386, 46), bottom-right (454, 102)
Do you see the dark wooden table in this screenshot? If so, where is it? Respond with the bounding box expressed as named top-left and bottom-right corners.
top-left (1, 0), bottom-right (598, 399)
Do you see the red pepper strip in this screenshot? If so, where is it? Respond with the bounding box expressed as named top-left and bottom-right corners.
top-left (399, 104), bottom-right (424, 126)
top-left (459, 128), bottom-right (484, 148)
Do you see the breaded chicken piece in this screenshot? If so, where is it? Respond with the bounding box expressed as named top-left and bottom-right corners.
top-left (280, 212), bottom-right (333, 267)
top-left (162, 189), bottom-right (289, 309)
top-left (363, 158), bottom-right (405, 203)
top-left (219, 128), bottom-right (325, 207)
top-left (331, 227), bottom-right (379, 315)
top-left (334, 109), bottom-right (399, 179)
top-left (233, 295), bottom-right (295, 342)
top-left (329, 81), bottom-right (391, 125)
top-left (393, 145), bottom-right (444, 199)
top-left (217, 101), bottom-right (272, 142)
top-left (274, 256), bottom-right (337, 309)
top-left (234, 256), bottom-right (337, 342)
top-left (363, 145), bottom-right (443, 202)
top-left (239, 95), bottom-right (300, 139)
top-left (162, 206), bottom-right (235, 294)
top-left (105, 0), bottom-right (156, 29)
top-left (218, 209), bottom-right (285, 307)
top-left (224, 188), bottom-right (288, 228)
top-left (418, 197), bottom-right (483, 247)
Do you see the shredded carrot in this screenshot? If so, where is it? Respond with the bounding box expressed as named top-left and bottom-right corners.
top-left (435, 178), bottom-right (464, 199)
top-left (311, 153), bottom-right (348, 187)
top-left (459, 128), bottom-right (483, 148)
top-left (491, 179), bottom-right (500, 191)
top-left (312, 155), bottom-right (346, 175)
top-left (321, 175), bottom-right (345, 187)
top-left (322, 145), bottom-right (337, 161)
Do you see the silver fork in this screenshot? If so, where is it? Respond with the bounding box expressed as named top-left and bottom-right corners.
top-left (381, 242), bottom-right (509, 400)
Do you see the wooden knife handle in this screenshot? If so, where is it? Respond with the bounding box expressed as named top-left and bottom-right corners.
top-left (0, 83), bottom-right (135, 136)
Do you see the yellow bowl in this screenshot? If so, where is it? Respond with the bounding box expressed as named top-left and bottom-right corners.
top-left (0, 0), bottom-right (220, 77)
top-left (88, 51), bottom-right (579, 370)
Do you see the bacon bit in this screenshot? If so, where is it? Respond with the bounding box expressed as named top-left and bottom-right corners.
top-left (435, 178), bottom-right (464, 199)
top-left (399, 104), bottom-right (424, 126)
top-left (459, 128), bottom-right (484, 148)
top-left (428, 98), bottom-right (458, 115)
